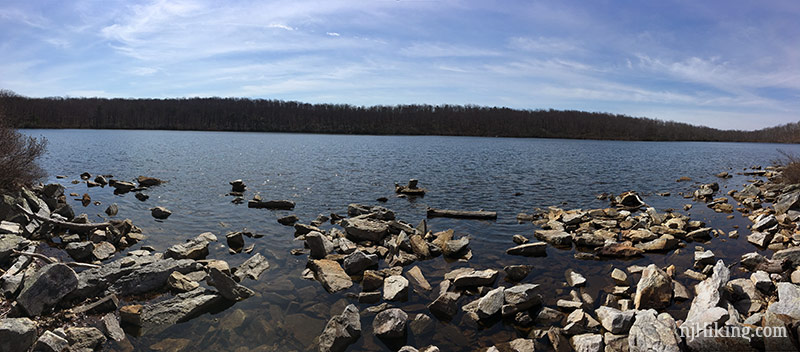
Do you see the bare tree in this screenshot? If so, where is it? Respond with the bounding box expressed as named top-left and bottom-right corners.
top-left (0, 113), bottom-right (47, 191)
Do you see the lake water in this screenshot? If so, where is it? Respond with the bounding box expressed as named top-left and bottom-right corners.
top-left (22, 129), bottom-right (800, 351)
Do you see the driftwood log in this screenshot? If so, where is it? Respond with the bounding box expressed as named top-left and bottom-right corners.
top-left (426, 207), bottom-right (497, 220)
top-left (16, 204), bottom-right (111, 232)
top-left (12, 250), bottom-right (101, 269)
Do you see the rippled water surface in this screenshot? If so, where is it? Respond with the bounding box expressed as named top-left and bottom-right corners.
top-left (23, 129), bottom-right (800, 351)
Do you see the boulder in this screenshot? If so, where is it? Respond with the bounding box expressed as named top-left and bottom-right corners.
top-left (774, 190), bottom-right (800, 215)
top-left (150, 206), bottom-right (172, 219)
top-left (343, 250), bottom-right (379, 275)
top-left (341, 218), bottom-right (389, 242)
top-left (596, 242), bottom-right (644, 258)
top-left (477, 286), bottom-right (505, 319)
top-left (111, 181), bottom-right (136, 193)
top-left (17, 263), bottom-right (78, 316)
top-left (753, 214), bottom-right (778, 232)
top-left (230, 179), bottom-right (246, 193)
top-left (308, 259), bottom-right (353, 293)
top-left (0, 234), bottom-right (28, 265)
top-left (0, 318), bottom-right (37, 352)
top-left (277, 215), bottom-right (299, 226)
top-left (65, 241), bottom-right (94, 261)
top-left (318, 304), bottom-right (361, 352)
top-left (373, 308), bottom-right (407, 339)
top-left (306, 232), bottom-right (334, 259)
top-left (570, 333), bottom-right (603, 352)
top-left (92, 241), bottom-right (116, 261)
top-left (628, 309), bottom-right (681, 352)
top-left (772, 247), bottom-right (800, 267)
top-left (383, 275), bottom-right (409, 301)
top-left (98, 313), bottom-right (125, 342)
top-left (595, 306), bottom-right (634, 334)
top-left (110, 258), bottom-right (203, 296)
top-left (226, 232), bottom-right (245, 252)
top-left (633, 264), bottom-right (672, 309)
top-left (443, 237), bottom-right (470, 257)
top-left (502, 283), bottom-right (541, 316)
top-left (506, 242), bottom-right (547, 257)
top-left (105, 203), bottom-right (118, 217)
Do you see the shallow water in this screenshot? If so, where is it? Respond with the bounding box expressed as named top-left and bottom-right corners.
top-left (23, 129), bottom-right (800, 351)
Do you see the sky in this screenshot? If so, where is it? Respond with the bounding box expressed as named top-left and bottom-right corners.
top-left (0, 0), bottom-right (798, 130)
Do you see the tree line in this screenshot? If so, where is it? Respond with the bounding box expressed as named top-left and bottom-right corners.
top-left (1, 90), bottom-right (798, 143)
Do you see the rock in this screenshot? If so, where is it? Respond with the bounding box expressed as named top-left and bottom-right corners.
top-left (208, 267), bottom-right (254, 301)
top-left (405, 266), bottom-right (432, 291)
top-left (111, 181), bottom-right (136, 193)
top-left (98, 313), bottom-right (125, 342)
top-left (453, 269), bottom-right (499, 287)
top-left (565, 269), bottom-right (587, 287)
top-left (135, 192), bottom-right (149, 201)
top-left (17, 263), bottom-right (78, 316)
top-left (304, 231), bottom-right (332, 259)
top-left (0, 318), bottom-right (37, 352)
top-left (596, 242), bottom-right (644, 258)
top-left (65, 327), bottom-right (106, 351)
top-left (92, 241), bottom-right (116, 261)
top-left (167, 271), bottom-right (199, 292)
top-left (150, 206), bottom-right (172, 219)
top-left (443, 237), bottom-right (470, 257)
top-left (341, 218), bottom-right (389, 242)
top-left (772, 247), bottom-right (800, 267)
top-left (136, 176), bottom-right (164, 187)
top-left (694, 250), bottom-right (716, 268)
top-left (105, 203), bottom-right (118, 216)
top-left (65, 241), bottom-right (94, 261)
top-left (535, 230), bottom-right (573, 247)
top-left (309, 259), bottom-right (353, 293)
top-left (611, 268), bottom-right (628, 285)
top-left (506, 242), bottom-right (547, 257)
top-left (633, 264), bottom-right (672, 309)
top-left (248, 198), bottom-right (295, 210)
top-left (512, 234), bottom-right (528, 244)
top-left (409, 234), bottom-right (431, 258)
top-left (595, 306), bottom-right (634, 334)
top-left (165, 232), bottom-right (216, 260)
top-left (383, 275), bottom-right (409, 301)
top-left (318, 304), bottom-right (361, 352)
top-left (753, 214), bottom-right (778, 232)
top-left (557, 299), bottom-right (583, 310)
top-left (34, 330), bottom-right (69, 352)
top-left (750, 271), bottom-right (774, 292)
top-left (126, 288), bottom-right (221, 333)
top-left (504, 265), bottom-right (532, 282)
top-left (570, 333), bottom-right (604, 352)
top-left (502, 283), bottom-right (541, 316)
top-left (233, 253), bottom-right (270, 282)
top-left (343, 250), bottom-right (379, 275)
top-left (0, 221), bottom-right (22, 236)
top-left (230, 179), bottom-right (246, 193)
top-left (477, 286), bottom-right (505, 319)
top-left (278, 215), bottom-right (299, 226)
top-left (428, 292), bottom-right (460, 319)
top-left (362, 270), bottom-right (384, 291)
top-left (373, 308), bottom-right (407, 339)
top-left (683, 261), bottom-right (731, 345)
top-left (634, 235), bottom-right (678, 252)
top-left (628, 309), bottom-right (680, 352)
top-left (109, 258), bottom-right (203, 297)
top-left (409, 314), bottom-right (433, 335)
top-left (616, 191), bottom-right (645, 208)
top-left (673, 281), bottom-right (691, 301)
top-left (774, 190), bottom-right (800, 215)
top-left (226, 232), bottom-right (245, 252)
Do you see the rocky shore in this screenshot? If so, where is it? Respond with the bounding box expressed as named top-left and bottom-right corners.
top-left (1, 164), bottom-right (799, 351)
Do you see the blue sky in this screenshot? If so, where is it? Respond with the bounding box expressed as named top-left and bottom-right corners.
top-left (1, 0), bottom-right (798, 130)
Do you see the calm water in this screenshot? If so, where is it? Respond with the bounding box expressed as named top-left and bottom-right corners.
top-left (22, 129), bottom-right (800, 351)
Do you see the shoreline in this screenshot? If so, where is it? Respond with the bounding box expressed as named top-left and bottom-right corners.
top-left (1, 165), bottom-right (799, 351)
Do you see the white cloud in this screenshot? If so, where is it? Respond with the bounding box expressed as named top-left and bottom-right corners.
top-left (400, 42), bottom-right (501, 58)
top-left (268, 23), bottom-right (294, 31)
top-left (326, 32), bottom-right (340, 37)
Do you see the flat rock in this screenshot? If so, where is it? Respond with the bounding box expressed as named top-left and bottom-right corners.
top-left (165, 232), bottom-right (216, 260)
top-left (341, 218), bottom-right (389, 242)
top-left (453, 269), bottom-right (499, 287)
top-left (596, 242), bottom-right (644, 258)
top-left (0, 317), bottom-right (37, 352)
top-left (208, 267), bottom-right (254, 301)
top-left (477, 286), bottom-right (505, 319)
top-left (373, 308), bottom-right (407, 339)
top-left (343, 250), bottom-right (379, 275)
top-left (129, 288), bottom-right (222, 334)
top-left (383, 275), bottom-right (409, 301)
top-left (167, 271), bottom-right (199, 292)
top-left (534, 230), bottom-right (573, 247)
top-left (443, 237), bottom-right (470, 257)
top-left (233, 253), bottom-right (270, 282)
top-left (309, 259), bottom-right (353, 293)
top-left (506, 242), bottom-right (547, 257)
top-left (17, 263), bottom-right (78, 316)
top-left (277, 215), bottom-right (299, 226)
top-left (92, 241), bottom-right (116, 261)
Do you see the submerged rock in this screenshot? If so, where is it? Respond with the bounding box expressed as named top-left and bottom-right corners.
top-left (318, 304), bottom-right (361, 352)
top-left (308, 259), bottom-right (353, 293)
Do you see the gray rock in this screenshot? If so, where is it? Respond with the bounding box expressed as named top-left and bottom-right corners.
top-left (611, 268), bottom-right (628, 285)
top-left (477, 286), bottom-right (505, 319)
top-left (512, 234), bottom-right (528, 244)
top-left (443, 237), bottom-right (469, 257)
top-left (504, 265), bottom-right (532, 282)
top-left (571, 333), bottom-right (603, 352)
top-left (132, 288), bottom-right (222, 333)
top-left (233, 253), bottom-right (270, 282)
top-left (0, 234), bottom-right (27, 265)
top-left (277, 215), bottom-right (299, 226)
top-left (383, 275), bottom-right (409, 301)
top-left (65, 241), bottom-right (94, 261)
top-left (502, 284), bottom-right (541, 316)
top-left (750, 271), bottom-right (774, 292)
top-left (774, 190), bottom-right (800, 215)
top-left (506, 242), bottom-right (547, 257)
top-left (165, 232), bottom-right (216, 260)
top-left (343, 250), bottom-right (379, 275)
top-left (628, 309), bottom-right (680, 352)
top-left (66, 327), bottom-right (106, 351)
top-left (92, 241), bottom-right (116, 261)
top-left (772, 247), bottom-right (800, 267)
top-left (0, 221), bottom-right (22, 235)
top-left (108, 258), bottom-right (202, 297)
top-left (405, 265), bottom-right (432, 291)
top-left (150, 206), bottom-right (172, 219)
top-left (565, 269), bottom-right (587, 287)
top-left (694, 250), bottom-right (715, 268)
top-left (34, 330), bottom-right (69, 352)
top-left (167, 271), bottom-right (199, 292)
top-left (306, 231), bottom-right (334, 259)
top-left (453, 269), bottom-right (499, 287)
top-left (341, 218), bottom-right (389, 242)
top-left (318, 304), bottom-right (361, 352)
top-left (373, 308), bottom-right (407, 339)
top-left (105, 203), bottom-right (118, 217)
top-left (535, 229), bottom-right (573, 247)
top-left (98, 313), bottom-right (125, 341)
top-left (767, 282), bottom-right (800, 321)
top-left (17, 263), bottom-right (78, 316)
top-left (752, 214), bottom-right (778, 232)
top-left (0, 317), bottom-right (37, 352)
top-left (747, 232), bottom-right (773, 247)
top-left (633, 264), bottom-right (672, 309)
top-left (684, 260), bottom-right (729, 328)
top-left (595, 306), bottom-right (634, 334)
top-left (308, 259), bottom-right (353, 293)
top-left (208, 267), bottom-right (254, 301)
